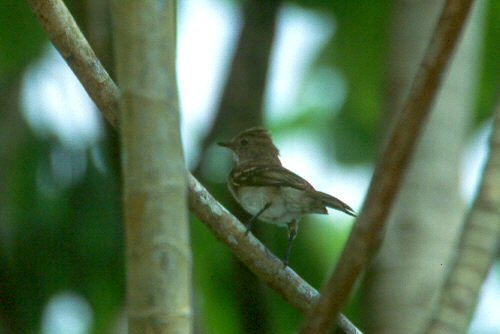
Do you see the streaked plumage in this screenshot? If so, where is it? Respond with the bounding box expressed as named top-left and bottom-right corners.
top-left (219, 127), bottom-right (355, 265)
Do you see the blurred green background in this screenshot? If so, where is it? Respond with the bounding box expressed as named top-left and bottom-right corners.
top-left (0, 0), bottom-right (499, 333)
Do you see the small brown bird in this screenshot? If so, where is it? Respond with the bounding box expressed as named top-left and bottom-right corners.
top-left (218, 127), bottom-right (355, 266)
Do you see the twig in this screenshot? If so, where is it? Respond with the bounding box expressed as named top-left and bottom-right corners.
top-left (299, 1), bottom-right (476, 333)
top-left (425, 95), bottom-right (500, 334)
top-left (188, 175), bottom-right (362, 334)
top-left (26, 0), bottom-right (362, 333)
top-left (188, 175), bottom-right (318, 312)
top-left (27, 0), bottom-right (119, 127)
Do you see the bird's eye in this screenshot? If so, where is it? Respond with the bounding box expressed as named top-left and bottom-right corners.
top-left (240, 138), bottom-right (249, 146)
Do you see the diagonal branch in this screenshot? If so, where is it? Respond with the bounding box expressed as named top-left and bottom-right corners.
top-left (26, 0), bottom-right (119, 127)
top-left (25, 0), bottom-right (361, 333)
top-left (425, 95), bottom-right (500, 334)
top-left (299, 0), bottom-right (476, 333)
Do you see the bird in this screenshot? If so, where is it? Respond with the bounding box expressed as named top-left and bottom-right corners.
top-left (218, 127), bottom-right (356, 266)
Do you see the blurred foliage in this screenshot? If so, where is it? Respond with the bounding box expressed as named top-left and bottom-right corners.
top-left (1, 128), bottom-right (123, 333)
top-left (476, 0), bottom-right (500, 124)
top-left (281, 0), bottom-right (499, 164)
top-left (317, 1), bottom-right (392, 164)
top-left (0, 0), bottom-right (497, 333)
top-left (0, 1), bottom-right (46, 78)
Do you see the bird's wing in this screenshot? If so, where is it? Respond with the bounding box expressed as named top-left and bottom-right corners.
top-left (231, 165), bottom-right (314, 191)
top-left (231, 164), bottom-right (357, 217)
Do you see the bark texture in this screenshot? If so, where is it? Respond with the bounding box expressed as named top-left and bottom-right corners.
top-left (111, 1), bottom-right (192, 333)
top-left (26, 1), bottom-right (361, 332)
top-left (362, 1), bottom-right (485, 333)
top-left (426, 97), bottom-right (500, 334)
top-left (27, 0), bottom-right (119, 127)
top-left (300, 1), bottom-right (475, 333)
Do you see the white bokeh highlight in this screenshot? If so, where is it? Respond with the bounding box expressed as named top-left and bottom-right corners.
top-left (22, 46), bottom-right (103, 151)
top-left (42, 292), bottom-right (94, 334)
top-left (18, 0), bottom-right (497, 332)
top-left (266, 4), bottom-right (336, 122)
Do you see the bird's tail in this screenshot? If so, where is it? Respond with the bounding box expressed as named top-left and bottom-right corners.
top-left (314, 191), bottom-right (356, 217)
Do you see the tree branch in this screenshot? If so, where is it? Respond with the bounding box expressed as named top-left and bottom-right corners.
top-left (425, 95), bottom-right (500, 334)
top-left (25, 0), bottom-right (362, 333)
top-left (26, 0), bottom-right (119, 127)
top-left (111, 0), bottom-right (191, 332)
top-left (299, 1), bottom-right (476, 333)
top-left (188, 176), bottom-right (362, 334)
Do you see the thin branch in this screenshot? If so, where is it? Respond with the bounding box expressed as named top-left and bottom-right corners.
top-left (25, 1), bottom-right (362, 333)
top-left (299, 1), bottom-right (476, 333)
top-left (425, 95), bottom-right (500, 334)
top-left (188, 175), bottom-right (317, 312)
top-left (27, 0), bottom-right (119, 127)
top-left (188, 176), bottom-right (362, 334)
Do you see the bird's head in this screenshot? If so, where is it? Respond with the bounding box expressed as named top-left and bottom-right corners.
top-left (218, 127), bottom-right (281, 165)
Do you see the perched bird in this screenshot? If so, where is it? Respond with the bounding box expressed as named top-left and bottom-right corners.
top-left (218, 127), bottom-right (355, 266)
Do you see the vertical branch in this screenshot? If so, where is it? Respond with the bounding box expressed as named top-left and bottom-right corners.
top-left (111, 1), bottom-right (192, 333)
top-left (362, 1), bottom-right (485, 332)
top-left (299, 1), bottom-right (475, 333)
top-left (25, 2), bottom-right (361, 332)
top-left (425, 96), bottom-right (500, 334)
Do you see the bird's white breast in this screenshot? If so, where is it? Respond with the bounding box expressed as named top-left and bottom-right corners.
top-left (232, 185), bottom-right (304, 224)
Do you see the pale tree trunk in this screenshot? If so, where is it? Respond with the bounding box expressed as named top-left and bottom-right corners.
top-left (25, 1), bottom-right (361, 331)
top-left (361, 1), bottom-right (485, 333)
top-left (426, 96), bottom-right (500, 333)
top-left (111, 1), bottom-right (192, 333)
